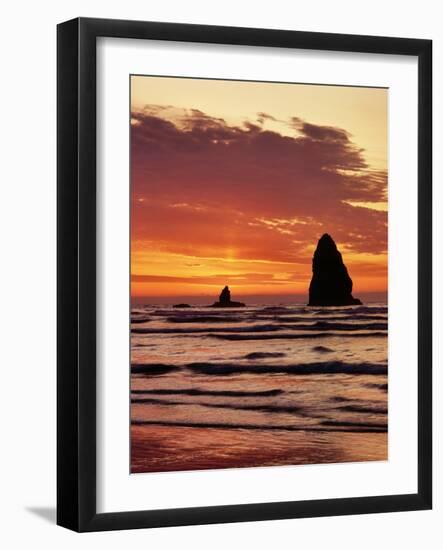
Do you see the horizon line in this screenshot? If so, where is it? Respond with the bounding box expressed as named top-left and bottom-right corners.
top-left (131, 290), bottom-right (388, 305)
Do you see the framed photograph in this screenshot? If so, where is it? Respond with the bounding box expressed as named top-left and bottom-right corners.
top-left (57, 17), bottom-right (432, 531)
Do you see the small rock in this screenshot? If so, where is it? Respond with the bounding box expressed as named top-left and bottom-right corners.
top-left (211, 286), bottom-right (246, 308)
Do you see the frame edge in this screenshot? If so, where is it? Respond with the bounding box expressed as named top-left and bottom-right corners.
top-left (57, 17), bottom-right (81, 531)
top-left (417, 39), bottom-right (433, 510)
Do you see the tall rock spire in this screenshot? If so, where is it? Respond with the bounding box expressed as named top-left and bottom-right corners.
top-left (308, 234), bottom-right (362, 306)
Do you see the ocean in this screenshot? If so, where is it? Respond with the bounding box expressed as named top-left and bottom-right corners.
top-left (130, 303), bottom-right (388, 473)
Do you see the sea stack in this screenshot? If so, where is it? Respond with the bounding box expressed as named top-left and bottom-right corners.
top-left (308, 234), bottom-right (362, 306)
top-left (211, 285), bottom-right (245, 308)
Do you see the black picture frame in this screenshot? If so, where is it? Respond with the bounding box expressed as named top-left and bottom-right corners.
top-left (57, 17), bottom-right (432, 532)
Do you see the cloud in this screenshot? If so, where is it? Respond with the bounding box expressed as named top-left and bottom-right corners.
top-left (131, 273), bottom-right (294, 286)
top-left (257, 112), bottom-right (277, 124)
top-left (291, 117), bottom-right (352, 143)
top-left (131, 106), bottom-right (387, 261)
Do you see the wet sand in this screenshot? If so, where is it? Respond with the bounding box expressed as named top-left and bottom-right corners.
top-left (131, 424), bottom-right (387, 473)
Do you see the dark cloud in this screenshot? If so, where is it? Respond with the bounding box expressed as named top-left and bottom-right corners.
top-left (131, 107), bottom-right (387, 258)
top-left (292, 117), bottom-right (352, 143)
top-left (257, 112), bottom-right (277, 123)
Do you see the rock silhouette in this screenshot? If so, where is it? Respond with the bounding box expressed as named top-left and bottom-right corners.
top-left (219, 285), bottom-right (231, 304)
top-left (172, 303), bottom-right (192, 308)
top-left (211, 285), bottom-right (245, 308)
top-left (308, 234), bottom-right (362, 306)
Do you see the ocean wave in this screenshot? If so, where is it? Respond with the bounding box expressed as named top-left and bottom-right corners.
top-left (131, 388), bottom-right (284, 397)
top-left (305, 321), bottom-right (387, 331)
top-left (166, 315), bottom-right (243, 323)
top-left (312, 306), bottom-right (388, 315)
top-left (243, 352), bottom-right (286, 360)
top-left (150, 309), bottom-right (248, 317)
top-left (339, 404), bottom-right (388, 414)
top-left (132, 397), bottom-right (182, 405)
top-left (330, 396), bottom-right (351, 403)
top-left (321, 420), bottom-right (387, 431)
top-left (186, 360), bottom-right (387, 376)
top-left (131, 397), bottom-right (303, 415)
top-left (208, 331), bottom-right (387, 341)
top-left (365, 382), bottom-right (388, 392)
top-left (131, 321), bottom-right (387, 335)
top-left (131, 360), bottom-right (387, 376)
top-left (131, 364), bottom-right (180, 375)
top-left (203, 402), bottom-right (302, 414)
top-left (131, 324), bottom-right (281, 335)
top-left (271, 314), bottom-right (387, 322)
top-left (257, 306), bottom-right (307, 314)
top-left (131, 419), bottom-right (387, 433)
top-left (312, 346), bottom-right (334, 353)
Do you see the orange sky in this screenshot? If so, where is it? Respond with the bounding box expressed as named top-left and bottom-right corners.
top-left (130, 76), bottom-right (388, 303)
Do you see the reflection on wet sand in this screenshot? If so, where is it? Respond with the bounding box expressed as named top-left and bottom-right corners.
top-left (131, 425), bottom-right (387, 473)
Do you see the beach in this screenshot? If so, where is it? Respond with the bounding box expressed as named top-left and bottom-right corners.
top-left (130, 303), bottom-right (388, 473)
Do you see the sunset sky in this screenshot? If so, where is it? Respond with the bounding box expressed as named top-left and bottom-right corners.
top-left (130, 76), bottom-right (388, 303)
